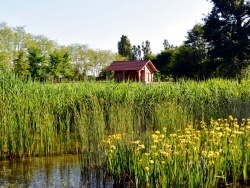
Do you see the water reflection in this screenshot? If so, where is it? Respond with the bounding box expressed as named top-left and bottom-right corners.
top-left (0, 155), bottom-right (113, 188)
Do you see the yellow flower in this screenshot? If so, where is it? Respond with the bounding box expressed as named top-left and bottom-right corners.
top-left (155, 130), bottom-right (161, 135)
top-left (215, 127), bottom-right (221, 131)
top-left (233, 123), bottom-right (239, 129)
top-left (159, 150), bottom-right (169, 157)
top-left (144, 166), bottom-right (150, 172)
top-left (224, 127), bottom-right (231, 132)
top-left (170, 133), bottom-right (177, 138)
top-left (110, 145), bottom-right (116, 150)
top-left (106, 139), bottom-right (111, 145)
top-left (163, 127), bottom-right (167, 133)
top-left (214, 122), bottom-right (219, 127)
top-left (235, 131), bottom-right (244, 135)
top-left (132, 140), bottom-right (140, 144)
top-left (228, 115), bottom-right (233, 120)
top-left (151, 134), bottom-right (159, 140)
top-left (149, 160), bottom-right (154, 165)
top-left (138, 144), bottom-right (145, 149)
top-left (109, 149), bottom-right (114, 153)
top-left (153, 139), bottom-right (159, 143)
top-left (113, 134), bottom-right (122, 140)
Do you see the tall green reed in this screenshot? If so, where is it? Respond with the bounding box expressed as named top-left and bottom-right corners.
top-left (0, 72), bottom-right (250, 165)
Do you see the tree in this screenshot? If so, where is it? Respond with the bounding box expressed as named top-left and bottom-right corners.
top-left (203, 0), bottom-right (250, 81)
top-left (13, 26), bottom-right (27, 53)
top-left (0, 23), bottom-right (14, 69)
top-left (163, 39), bottom-right (170, 50)
top-left (131, 45), bottom-right (142, 60)
top-left (28, 46), bottom-right (46, 80)
top-left (185, 24), bottom-right (206, 53)
top-left (48, 48), bottom-right (72, 81)
top-left (117, 35), bottom-right (132, 60)
top-left (153, 48), bottom-right (175, 79)
top-left (13, 50), bottom-right (30, 79)
top-left (0, 52), bottom-right (11, 71)
top-left (184, 24), bottom-right (208, 79)
top-left (142, 40), bottom-right (152, 60)
top-left (170, 45), bottom-right (201, 80)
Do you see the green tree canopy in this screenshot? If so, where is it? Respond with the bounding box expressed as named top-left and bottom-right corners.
top-left (13, 50), bottom-right (30, 79)
top-left (28, 46), bottom-right (46, 80)
top-left (131, 45), bottom-right (142, 60)
top-left (170, 45), bottom-right (202, 80)
top-left (203, 0), bottom-right (250, 80)
top-left (118, 35), bottom-right (132, 60)
top-left (153, 49), bottom-right (174, 77)
top-left (48, 48), bottom-right (72, 80)
top-left (142, 40), bottom-right (152, 60)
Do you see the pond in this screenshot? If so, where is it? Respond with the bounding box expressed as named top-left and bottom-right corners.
top-left (0, 155), bottom-right (114, 188)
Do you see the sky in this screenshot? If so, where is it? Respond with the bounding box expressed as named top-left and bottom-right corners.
top-left (0, 0), bottom-right (213, 54)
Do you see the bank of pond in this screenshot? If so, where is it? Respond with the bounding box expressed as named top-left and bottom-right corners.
top-left (0, 74), bottom-right (250, 187)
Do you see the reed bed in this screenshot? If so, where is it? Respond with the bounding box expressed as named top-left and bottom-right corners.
top-left (0, 72), bottom-right (250, 186)
top-left (103, 117), bottom-right (250, 187)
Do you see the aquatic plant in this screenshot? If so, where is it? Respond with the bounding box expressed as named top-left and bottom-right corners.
top-left (103, 117), bottom-right (250, 187)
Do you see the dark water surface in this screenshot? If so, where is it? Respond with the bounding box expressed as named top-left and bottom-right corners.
top-left (0, 155), bottom-right (113, 188)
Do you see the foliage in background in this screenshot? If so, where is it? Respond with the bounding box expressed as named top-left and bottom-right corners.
top-left (203, 0), bottom-right (250, 81)
top-left (0, 22), bottom-right (122, 81)
top-left (117, 35), bottom-right (132, 60)
top-left (1, 0), bottom-right (250, 82)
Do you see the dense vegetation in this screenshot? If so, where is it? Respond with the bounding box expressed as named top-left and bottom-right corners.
top-left (104, 117), bottom-right (250, 187)
top-left (117, 0), bottom-right (250, 81)
top-left (0, 22), bottom-right (123, 82)
top-left (0, 0), bottom-right (249, 186)
top-left (1, 1), bottom-right (249, 82)
top-left (1, 72), bottom-right (250, 186)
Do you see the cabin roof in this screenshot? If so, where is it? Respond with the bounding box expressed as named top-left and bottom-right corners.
top-left (106, 60), bottom-right (157, 72)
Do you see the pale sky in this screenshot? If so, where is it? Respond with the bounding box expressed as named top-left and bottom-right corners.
top-left (0, 0), bottom-right (213, 54)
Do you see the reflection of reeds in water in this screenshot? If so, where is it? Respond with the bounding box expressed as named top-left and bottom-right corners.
top-left (0, 155), bottom-right (116, 187)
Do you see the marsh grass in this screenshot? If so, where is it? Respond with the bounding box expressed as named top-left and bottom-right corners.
top-left (1, 72), bottom-right (250, 185)
top-left (103, 117), bottom-right (250, 187)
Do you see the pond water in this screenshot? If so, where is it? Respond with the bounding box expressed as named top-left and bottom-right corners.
top-left (0, 155), bottom-right (113, 188)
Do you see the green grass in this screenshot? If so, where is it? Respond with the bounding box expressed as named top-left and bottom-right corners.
top-left (1, 72), bottom-right (250, 186)
top-left (103, 117), bottom-right (250, 187)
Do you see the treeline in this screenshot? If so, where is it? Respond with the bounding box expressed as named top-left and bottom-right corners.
top-left (117, 0), bottom-right (250, 82)
top-left (0, 22), bottom-right (123, 81)
top-left (1, 0), bottom-right (249, 82)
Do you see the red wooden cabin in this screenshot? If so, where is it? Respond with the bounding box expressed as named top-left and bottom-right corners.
top-left (106, 60), bottom-right (157, 83)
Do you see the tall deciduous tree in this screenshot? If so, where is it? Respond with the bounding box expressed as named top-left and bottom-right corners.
top-left (142, 40), bottom-right (152, 60)
top-left (13, 50), bottom-right (30, 79)
top-left (203, 0), bottom-right (250, 81)
top-left (13, 26), bottom-right (27, 53)
top-left (184, 24), bottom-right (208, 78)
top-left (131, 45), bottom-right (142, 60)
top-left (0, 23), bottom-right (14, 69)
top-left (118, 35), bottom-right (132, 60)
top-left (153, 49), bottom-right (175, 78)
top-left (28, 47), bottom-right (45, 80)
top-left (163, 39), bottom-right (170, 50)
top-left (49, 48), bottom-right (72, 80)
top-left (170, 45), bottom-right (201, 80)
